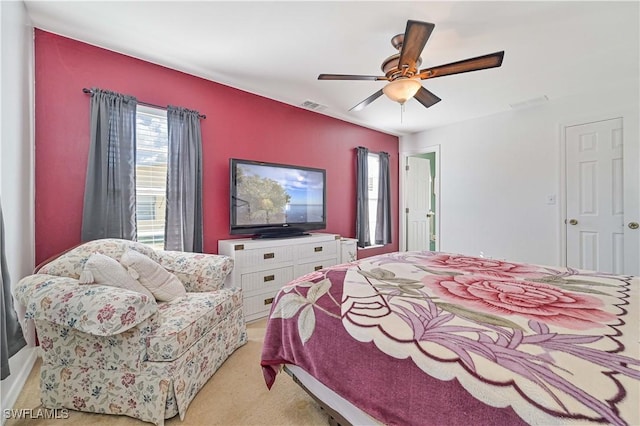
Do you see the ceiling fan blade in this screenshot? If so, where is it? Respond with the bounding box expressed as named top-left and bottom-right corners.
top-left (414, 87), bottom-right (441, 108)
top-left (418, 51), bottom-right (505, 80)
top-left (318, 74), bottom-right (388, 81)
top-left (349, 89), bottom-right (384, 112)
top-left (398, 20), bottom-right (435, 74)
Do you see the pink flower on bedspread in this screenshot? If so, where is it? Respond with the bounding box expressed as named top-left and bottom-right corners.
top-left (420, 254), bottom-right (545, 278)
top-left (426, 275), bottom-right (616, 329)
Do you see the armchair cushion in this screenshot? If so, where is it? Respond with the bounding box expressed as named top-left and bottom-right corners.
top-left (145, 287), bottom-right (243, 361)
top-left (80, 252), bottom-right (155, 301)
top-left (121, 249), bottom-right (186, 302)
top-left (14, 274), bottom-right (158, 336)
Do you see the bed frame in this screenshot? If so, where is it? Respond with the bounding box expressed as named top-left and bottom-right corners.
top-left (284, 365), bottom-right (379, 426)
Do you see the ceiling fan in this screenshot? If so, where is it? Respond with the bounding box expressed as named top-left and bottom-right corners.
top-left (318, 20), bottom-right (505, 112)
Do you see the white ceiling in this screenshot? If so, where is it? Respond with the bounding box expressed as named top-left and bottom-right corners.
top-left (24, 1), bottom-right (639, 136)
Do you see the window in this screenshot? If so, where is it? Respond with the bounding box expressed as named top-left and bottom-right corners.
top-left (135, 105), bottom-right (168, 249)
top-left (356, 146), bottom-right (390, 248)
top-left (367, 153), bottom-right (380, 245)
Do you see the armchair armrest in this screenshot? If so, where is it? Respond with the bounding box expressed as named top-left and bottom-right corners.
top-left (156, 251), bottom-right (233, 292)
top-left (13, 274), bottom-right (158, 336)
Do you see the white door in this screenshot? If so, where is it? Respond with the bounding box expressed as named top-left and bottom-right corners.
top-left (406, 156), bottom-right (432, 251)
top-left (566, 118), bottom-right (633, 274)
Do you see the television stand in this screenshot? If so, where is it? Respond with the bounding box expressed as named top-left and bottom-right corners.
top-left (218, 233), bottom-right (343, 321)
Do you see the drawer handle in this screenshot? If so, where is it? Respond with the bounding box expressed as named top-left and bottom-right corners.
top-left (264, 297), bottom-right (274, 305)
top-left (263, 275), bottom-right (275, 282)
top-left (264, 252), bottom-right (275, 259)
top-left (314, 246), bottom-right (323, 252)
top-left (314, 265), bottom-right (323, 271)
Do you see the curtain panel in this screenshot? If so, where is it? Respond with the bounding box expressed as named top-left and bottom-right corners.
top-left (375, 152), bottom-right (392, 245)
top-left (81, 89), bottom-right (138, 242)
top-left (165, 106), bottom-right (203, 253)
top-left (1, 199), bottom-right (27, 380)
top-left (355, 146), bottom-right (370, 248)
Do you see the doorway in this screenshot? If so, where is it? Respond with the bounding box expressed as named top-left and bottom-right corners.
top-left (400, 146), bottom-right (440, 252)
top-left (563, 117), bottom-right (639, 275)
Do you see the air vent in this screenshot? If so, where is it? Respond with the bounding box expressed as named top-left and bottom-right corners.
top-left (509, 95), bottom-right (549, 109)
top-left (300, 100), bottom-right (327, 111)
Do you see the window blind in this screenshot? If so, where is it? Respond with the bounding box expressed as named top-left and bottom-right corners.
top-left (136, 106), bottom-right (168, 249)
top-left (367, 153), bottom-right (380, 245)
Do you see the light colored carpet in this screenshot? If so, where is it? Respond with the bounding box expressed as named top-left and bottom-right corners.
top-left (6, 319), bottom-right (328, 426)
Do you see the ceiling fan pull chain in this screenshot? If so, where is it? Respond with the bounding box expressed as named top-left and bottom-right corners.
top-left (400, 103), bottom-right (405, 123)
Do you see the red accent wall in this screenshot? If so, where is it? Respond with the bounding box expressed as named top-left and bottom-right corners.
top-left (34, 30), bottom-right (399, 264)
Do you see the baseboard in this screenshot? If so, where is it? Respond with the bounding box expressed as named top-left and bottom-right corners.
top-left (0, 346), bottom-right (38, 426)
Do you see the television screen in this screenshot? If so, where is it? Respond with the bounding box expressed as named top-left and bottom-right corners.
top-left (230, 159), bottom-right (326, 237)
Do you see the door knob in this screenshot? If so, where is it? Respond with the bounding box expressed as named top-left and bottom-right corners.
top-left (568, 219), bottom-right (578, 225)
top-left (629, 222), bottom-right (639, 229)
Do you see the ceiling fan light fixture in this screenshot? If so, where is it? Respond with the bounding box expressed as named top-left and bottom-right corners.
top-left (382, 77), bottom-right (421, 104)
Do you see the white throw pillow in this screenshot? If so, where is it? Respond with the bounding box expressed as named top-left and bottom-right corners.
top-left (120, 249), bottom-right (186, 302)
top-left (80, 252), bottom-right (155, 301)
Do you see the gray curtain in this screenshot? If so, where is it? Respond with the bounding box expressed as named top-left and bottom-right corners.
top-left (1, 199), bottom-right (27, 380)
top-left (375, 152), bottom-right (392, 245)
top-left (81, 88), bottom-right (138, 242)
top-left (165, 106), bottom-right (203, 252)
top-left (355, 146), bottom-right (370, 248)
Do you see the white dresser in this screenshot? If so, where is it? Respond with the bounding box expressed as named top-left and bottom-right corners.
top-left (340, 237), bottom-right (358, 263)
top-left (218, 233), bottom-right (343, 321)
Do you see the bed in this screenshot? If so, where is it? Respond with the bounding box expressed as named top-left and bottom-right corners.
top-left (260, 251), bottom-right (640, 426)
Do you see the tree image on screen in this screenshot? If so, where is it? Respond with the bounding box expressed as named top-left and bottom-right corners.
top-left (235, 167), bottom-right (291, 225)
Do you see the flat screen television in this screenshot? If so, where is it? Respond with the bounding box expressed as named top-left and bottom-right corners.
top-left (229, 158), bottom-right (327, 238)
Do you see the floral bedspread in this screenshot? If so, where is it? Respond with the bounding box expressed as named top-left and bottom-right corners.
top-left (261, 252), bottom-right (640, 426)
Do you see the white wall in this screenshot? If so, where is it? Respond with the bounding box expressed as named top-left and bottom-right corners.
top-left (400, 87), bottom-right (639, 269)
top-left (0, 0), bottom-right (37, 418)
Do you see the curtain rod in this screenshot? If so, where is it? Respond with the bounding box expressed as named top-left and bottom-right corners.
top-left (82, 88), bottom-right (206, 119)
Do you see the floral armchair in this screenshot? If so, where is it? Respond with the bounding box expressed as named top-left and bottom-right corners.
top-left (13, 239), bottom-right (248, 425)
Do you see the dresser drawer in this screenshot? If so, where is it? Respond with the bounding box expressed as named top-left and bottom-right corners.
top-left (243, 291), bottom-right (279, 322)
top-left (241, 266), bottom-right (294, 296)
top-left (236, 245), bottom-right (294, 268)
top-left (298, 240), bottom-right (337, 261)
top-left (295, 259), bottom-right (335, 277)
